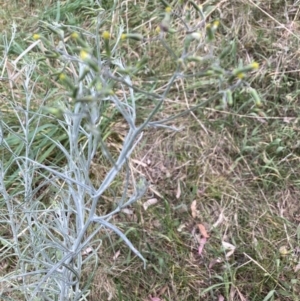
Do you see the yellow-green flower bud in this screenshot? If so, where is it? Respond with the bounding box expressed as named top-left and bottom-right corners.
top-left (206, 70), bottom-right (214, 76)
top-left (121, 33), bottom-right (144, 41)
top-left (43, 106), bottom-right (64, 118)
top-left (225, 89), bottom-right (233, 106)
top-left (70, 32), bottom-right (87, 47)
top-left (160, 7), bottom-right (172, 32)
top-left (206, 24), bottom-right (214, 41)
top-left (184, 32), bottom-right (202, 50)
top-left (71, 32), bottom-right (79, 39)
top-left (46, 26), bottom-right (64, 39)
top-left (210, 66), bottom-right (225, 75)
top-left (236, 72), bottom-right (245, 79)
top-left (212, 20), bottom-right (220, 31)
top-left (102, 31), bottom-right (111, 56)
top-left (249, 87), bottom-right (262, 107)
top-left (59, 73), bottom-right (75, 90)
top-left (33, 33), bottom-right (41, 40)
top-left (165, 6), bottom-right (171, 13)
top-left (79, 49), bottom-right (99, 72)
top-left (249, 62), bottom-right (259, 70)
top-left (80, 49), bottom-right (92, 61)
top-left (44, 50), bottom-right (59, 59)
top-left (102, 31), bottom-right (111, 40)
top-left (75, 96), bottom-right (96, 103)
top-left (232, 62), bottom-right (259, 79)
top-left (59, 73), bottom-right (66, 81)
top-left (186, 56), bottom-right (203, 63)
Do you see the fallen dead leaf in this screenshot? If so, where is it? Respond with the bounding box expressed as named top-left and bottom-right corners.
top-left (149, 185), bottom-right (163, 198)
top-left (176, 180), bottom-right (181, 199)
top-left (157, 285), bottom-right (168, 296)
top-left (212, 210), bottom-right (225, 228)
top-left (113, 250), bottom-right (121, 260)
top-left (149, 297), bottom-right (161, 301)
top-left (198, 237), bottom-right (207, 256)
top-left (143, 198), bottom-right (158, 210)
top-left (209, 258), bottom-right (223, 269)
top-left (222, 241), bottom-right (236, 258)
top-left (283, 116), bottom-right (294, 124)
top-left (81, 247), bottom-right (93, 256)
top-left (191, 200), bottom-right (197, 218)
top-left (121, 208), bottom-right (134, 215)
top-left (132, 158), bottom-right (148, 167)
top-left (279, 245), bottom-right (290, 256)
top-left (198, 223), bottom-right (210, 238)
top-left (177, 223), bottom-right (186, 232)
top-left (235, 286), bottom-right (248, 301)
top-left (294, 263), bottom-right (300, 272)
